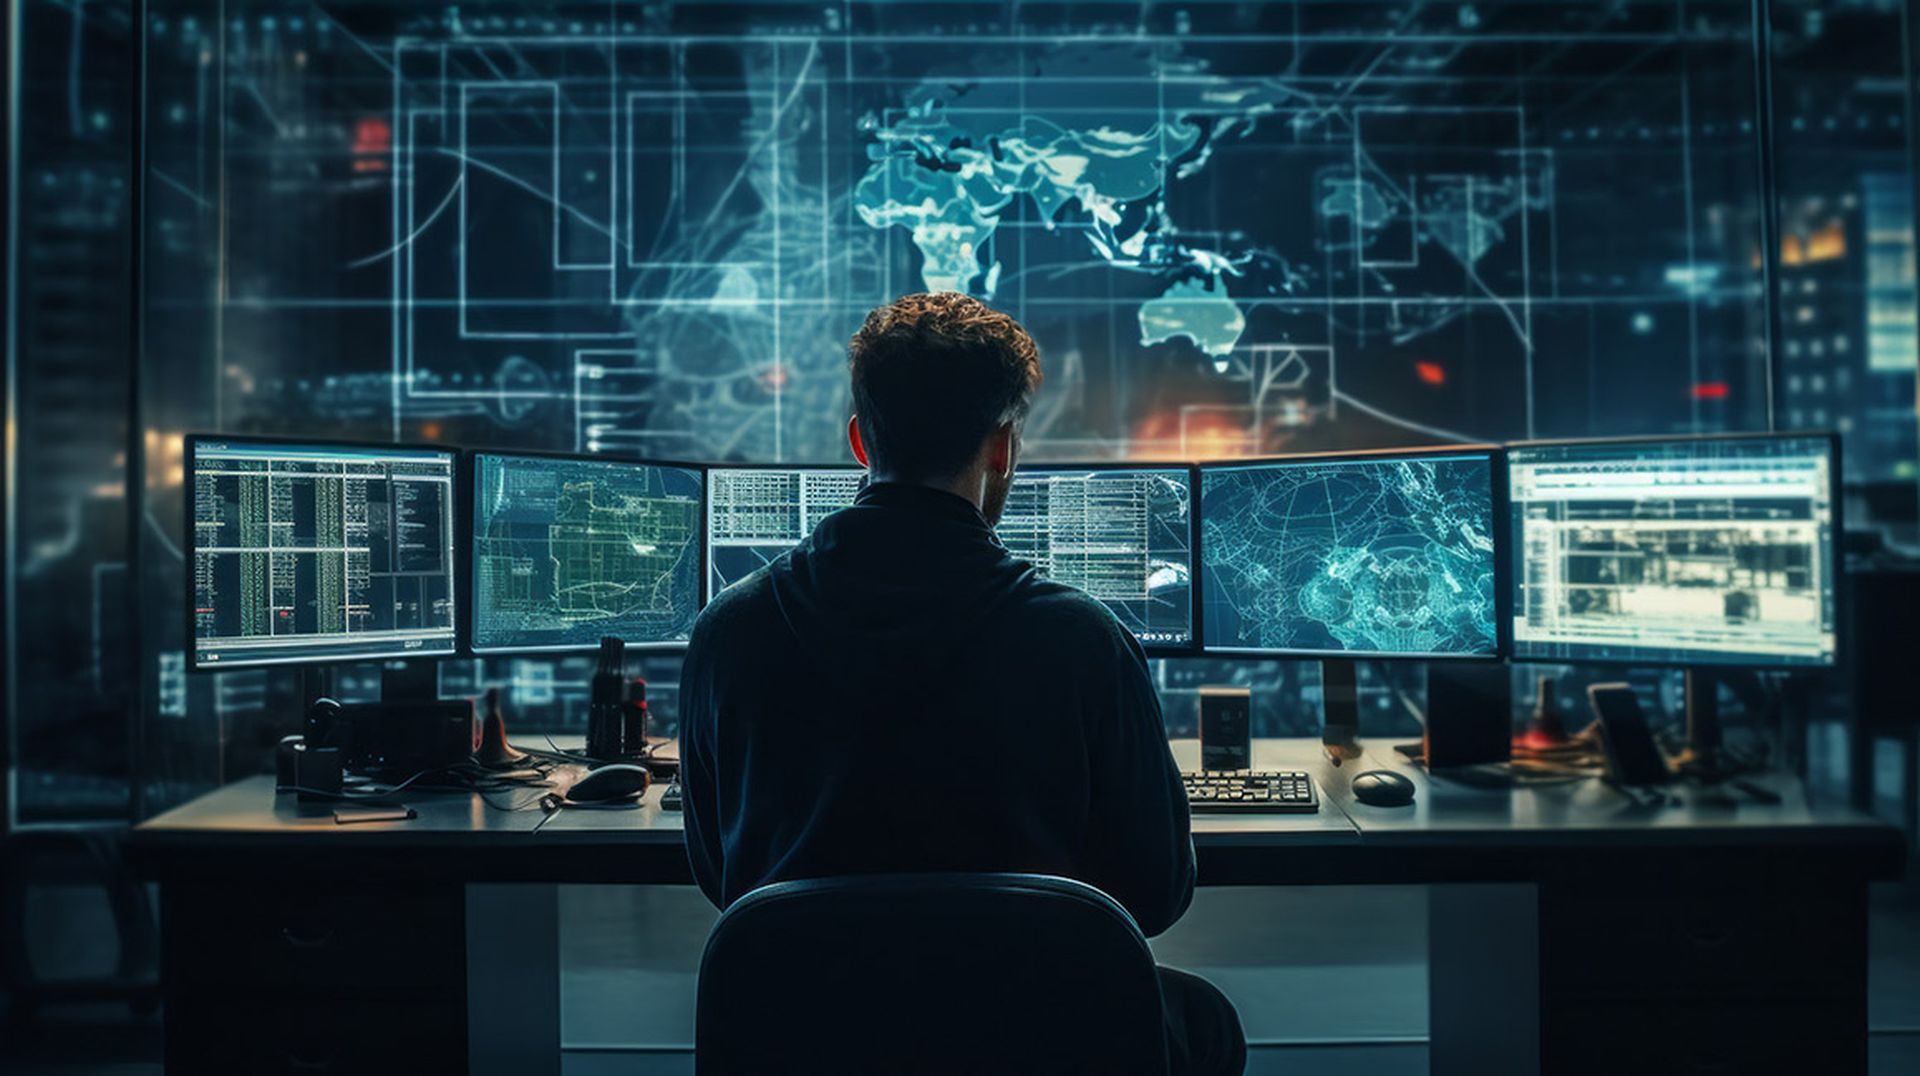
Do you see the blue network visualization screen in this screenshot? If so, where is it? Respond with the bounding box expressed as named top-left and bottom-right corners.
top-left (707, 468), bottom-right (868, 594)
top-left (190, 440), bottom-right (458, 667)
top-left (471, 453), bottom-right (704, 652)
top-left (1200, 454), bottom-right (1499, 658)
top-left (1508, 437), bottom-right (1837, 667)
top-left (999, 468), bottom-right (1195, 648)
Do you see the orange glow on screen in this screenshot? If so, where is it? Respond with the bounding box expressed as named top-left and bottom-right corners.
top-left (1126, 409), bottom-right (1255, 461)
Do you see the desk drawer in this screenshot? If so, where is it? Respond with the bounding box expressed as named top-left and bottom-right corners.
top-left (163, 881), bottom-right (465, 996)
top-left (1546, 1000), bottom-right (1863, 1075)
top-left (166, 995), bottom-right (465, 1075)
top-left (1540, 881), bottom-right (1863, 1002)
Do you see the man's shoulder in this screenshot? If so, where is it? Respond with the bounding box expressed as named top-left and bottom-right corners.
top-left (692, 562), bottom-right (782, 640)
top-left (1002, 570), bottom-right (1136, 656)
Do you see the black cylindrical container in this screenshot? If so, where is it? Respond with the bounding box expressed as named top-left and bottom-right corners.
top-left (586, 636), bottom-right (627, 761)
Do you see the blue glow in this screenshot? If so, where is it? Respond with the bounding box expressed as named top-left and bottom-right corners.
top-left (1200, 455), bottom-right (1498, 657)
top-left (471, 454), bottom-right (703, 653)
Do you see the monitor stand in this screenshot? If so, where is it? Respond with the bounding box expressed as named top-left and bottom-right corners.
top-left (1321, 659), bottom-right (1363, 765)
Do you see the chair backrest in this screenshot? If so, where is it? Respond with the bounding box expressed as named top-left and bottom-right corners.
top-left (695, 872), bottom-right (1171, 1076)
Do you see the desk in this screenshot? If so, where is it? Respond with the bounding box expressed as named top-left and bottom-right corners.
top-left (132, 739), bottom-right (1904, 1076)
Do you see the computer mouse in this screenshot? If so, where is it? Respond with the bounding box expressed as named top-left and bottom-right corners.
top-left (1349, 770), bottom-right (1416, 807)
top-left (565, 763), bottom-right (651, 805)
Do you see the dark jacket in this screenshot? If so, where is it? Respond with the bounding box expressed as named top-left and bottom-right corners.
top-left (679, 481), bottom-right (1195, 935)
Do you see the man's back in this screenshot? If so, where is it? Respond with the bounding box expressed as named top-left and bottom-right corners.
top-left (679, 292), bottom-right (1243, 1075)
top-left (679, 481), bottom-right (1195, 935)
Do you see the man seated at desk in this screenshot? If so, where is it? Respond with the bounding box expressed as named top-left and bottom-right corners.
top-left (679, 292), bottom-right (1246, 1075)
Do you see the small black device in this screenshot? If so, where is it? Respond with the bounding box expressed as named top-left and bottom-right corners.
top-left (274, 734), bottom-right (305, 790)
top-left (1198, 686), bottom-right (1252, 772)
top-left (1423, 664), bottom-right (1512, 768)
top-left (1181, 771), bottom-right (1318, 813)
top-left (1587, 682), bottom-right (1673, 786)
top-left (1349, 770), bottom-right (1416, 807)
top-left (565, 763), bottom-right (652, 805)
top-left (1321, 660), bottom-right (1360, 753)
top-left (303, 696), bottom-right (476, 778)
top-left (292, 744), bottom-right (344, 801)
top-left (660, 780), bottom-right (683, 811)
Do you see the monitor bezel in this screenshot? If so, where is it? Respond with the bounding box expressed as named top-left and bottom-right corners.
top-left (1502, 429), bottom-right (1843, 671)
top-left (183, 433), bottom-right (463, 672)
top-left (463, 446), bottom-right (711, 657)
top-left (1012, 460), bottom-right (1205, 658)
top-left (1193, 444), bottom-right (1510, 663)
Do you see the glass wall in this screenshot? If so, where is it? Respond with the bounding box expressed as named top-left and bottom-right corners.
top-left (6, 1), bottom-right (1917, 819)
top-left (1769, 0), bottom-right (1919, 539)
top-left (5, 0), bottom-right (136, 823)
top-left (129, 0), bottom-right (1784, 780)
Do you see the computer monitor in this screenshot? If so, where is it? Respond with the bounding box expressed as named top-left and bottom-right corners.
top-left (469, 451), bottom-right (704, 653)
top-left (188, 437), bottom-right (459, 668)
top-left (999, 465), bottom-right (1197, 651)
top-left (1506, 434), bottom-right (1838, 668)
top-left (706, 466), bottom-right (867, 595)
top-left (1198, 450), bottom-right (1502, 659)
top-left (705, 464), bottom-right (1196, 650)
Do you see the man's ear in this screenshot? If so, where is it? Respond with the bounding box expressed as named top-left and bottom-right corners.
top-left (847, 415), bottom-right (870, 468)
top-left (987, 422), bottom-right (1017, 478)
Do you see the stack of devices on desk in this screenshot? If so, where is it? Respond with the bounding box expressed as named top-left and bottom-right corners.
top-left (187, 433), bottom-right (1840, 814)
top-left (271, 636), bottom-right (679, 822)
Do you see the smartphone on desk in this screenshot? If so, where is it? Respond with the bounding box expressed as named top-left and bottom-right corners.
top-left (1199, 686), bottom-right (1252, 771)
top-left (1587, 683), bottom-right (1672, 786)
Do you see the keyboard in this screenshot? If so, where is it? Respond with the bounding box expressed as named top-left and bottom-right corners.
top-left (1183, 770), bottom-right (1319, 813)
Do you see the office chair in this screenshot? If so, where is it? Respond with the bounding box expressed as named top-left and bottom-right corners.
top-left (1, 829), bottom-right (159, 1021)
top-left (695, 872), bottom-right (1171, 1076)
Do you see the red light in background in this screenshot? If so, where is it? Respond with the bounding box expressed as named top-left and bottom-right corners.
top-left (1690, 382), bottom-right (1730, 400)
top-left (1414, 361), bottom-right (1446, 386)
top-left (352, 117), bottom-right (390, 152)
top-left (352, 116), bottom-right (391, 173)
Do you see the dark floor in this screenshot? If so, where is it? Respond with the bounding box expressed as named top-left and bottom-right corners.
top-left (4, 881), bottom-right (1917, 1075)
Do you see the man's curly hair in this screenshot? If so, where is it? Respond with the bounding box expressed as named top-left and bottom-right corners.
top-left (847, 292), bottom-right (1043, 482)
